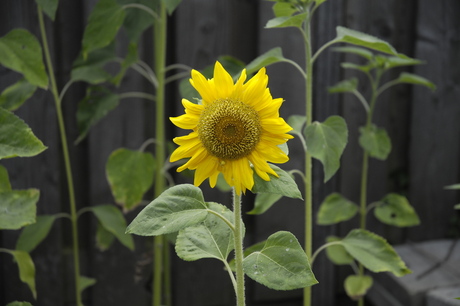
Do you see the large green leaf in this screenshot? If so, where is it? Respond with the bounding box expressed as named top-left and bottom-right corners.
top-left (325, 236), bottom-right (354, 265)
top-left (126, 184), bottom-right (208, 236)
top-left (90, 205), bottom-right (134, 250)
top-left (243, 231), bottom-right (318, 290)
top-left (0, 79), bottom-right (37, 111)
top-left (341, 229), bottom-right (411, 277)
top-left (359, 124), bottom-right (391, 160)
top-left (82, 0), bottom-right (125, 57)
top-left (0, 29), bottom-right (49, 88)
top-left (0, 164), bottom-right (12, 192)
top-left (175, 202), bottom-right (234, 261)
top-left (0, 108), bottom-right (47, 159)
top-left (35, 0), bottom-right (59, 20)
top-left (16, 215), bottom-right (56, 253)
top-left (394, 72), bottom-right (436, 91)
top-left (251, 164), bottom-right (302, 199)
top-left (75, 87), bottom-right (120, 143)
top-left (0, 189), bottom-right (39, 230)
top-left (344, 275), bottom-right (373, 301)
top-left (374, 193), bottom-right (420, 227)
top-left (106, 148), bottom-right (155, 211)
top-left (305, 115), bottom-right (348, 182)
top-left (265, 12), bottom-right (308, 29)
top-left (317, 193), bottom-right (358, 225)
top-left (2, 250), bottom-right (37, 299)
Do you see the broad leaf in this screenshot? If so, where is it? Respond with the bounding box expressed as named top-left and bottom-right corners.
top-left (359, 124), bottom-right (391, 160)
top-left (80, 275), bottom-right (96, 294)
top-left (95, 221), bottom-right (116, 251)
top-left (328, 78), bottom-right (358, 94)
top-left (248, 192), bottom-right (283, 215)
top-left (3, 250), bottom-right (37, 299)
top-left (287, 115), bottom-right (306, 135)
top-left (117, 0), bottom-right (156, 41)
top-left (90, 205), bottom-right (134, 250)
top-left (75, 87), bottom-right (120, 143)
top-left (16, 215), bottom-right (56, 253)
top-left (0, 189), bottom-right (39, 230)
top-left (106, 148), bottom-right (155, 211)
top-left (0, 108), bottom-right (47, 159)
top-left (344, 275), bottom-right (373, 301)
top-left (0, 29), bottom-right (49, 88)
top-left (0, 164), bottom-right (12, 192)
top-left (341, 229), bottom-right (411, 277)
top-left (175, 202), bottom-right (234, 261)
top-left (126, 184), bottom-right (208, 236)
top-left (265, 12), bottom-right (308, 29)
top-left (305, 115), bottom-right (348, 182)
top-left (0, 79), bottom-right (37, 111)
top-left (252, 164), bottom-right (302, 199)
top-left (72, 43), bottom-right (116, 84)
top-left (395, 72), bottom-right (436, 91)
top-left (161, 0), bottom-right (182, 15)
top-left (374, 193), bottom-right (420, 227)
top-left (246, 48), bottom-right (289, 75)
top-left (112, 42), bottom-right (139, 86)
top-left (317, 193), bottom-right (358, 225)
top-left (272, 2), bottom-right (296, 17)
top-left (35, 0), bottom-right (59, 20)
top-left (243, 231), bottom-right (318, 290)
top-left (325, 236), bottom-right (354, 265)
top-left (82, 0), bottom-right (125, 57)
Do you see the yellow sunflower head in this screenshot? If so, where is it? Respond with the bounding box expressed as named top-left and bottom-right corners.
top-left (170, 61), bottom-right (293, 195)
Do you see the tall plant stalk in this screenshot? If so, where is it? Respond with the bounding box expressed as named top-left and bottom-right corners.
top-left (233, 190), bottom-right (246, 306)
top-left (37, 6), bottom-right (82, 306)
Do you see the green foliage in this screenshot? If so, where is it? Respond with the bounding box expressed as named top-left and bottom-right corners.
top-left (35, 0), bottom-right (59, 20)
top-left (79, 275), bottom-right (97, 294)
top-left (328, 78), bottom-right (358, 94)
top-left (6, 302), bottom-right (33, 306)
top-left (305, 116), bottom-right (348, 182)
top-left (117, 0), bottom-right (155, 42)
top-left (359, 124), bottom-right (391, 160)
top-left (106, 148), bottom-right (156, 211)
top-left (96, 222), bottom-right (116, 251)
top-left (16, 215), bottom-right (56, 253)
top-left (317, 193), bottom-right (358, 225)
top-left (248, 192), bottom-right (283, 215)
top-left (1, 249), bottom-right (37, 299)
top-left (0, 164), bottom-right (12, 192)
top-left (0, 79), bottom-right (37, 111)
top-left (325, 236), bottom-right (353, 265)
top-left (265, 12), bottom-right (308, 29)
top-left (374, 193), bottom-right (420, 227)
top-left (71, 44), bottom-right (116, 84)
top-left (245, 47), bottom-right (290, 75)
top-left (344, 275), bottom-right (373, 301)
top-left (394, 72), bottom-right (436, 91)
top-left (0, 29), bottom-right (49, 89)
top-left (0, 189), bottom-right (39, 230)
top-left (242, 231), bottom-right (318, 290)
top-left (112, 42), bottom-right (139, 86)
top-left (251, 164), bottom-right (302, 199)
top-left (161, 0), bottom-right (182, 15)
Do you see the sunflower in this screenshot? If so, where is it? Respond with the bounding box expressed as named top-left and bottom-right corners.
top-left (170, 62), bottom-right (293, 195)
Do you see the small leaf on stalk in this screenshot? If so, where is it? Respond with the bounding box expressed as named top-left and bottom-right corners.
top-left (374, 193), bottom-right (420, 227)
top-left (325, 236), bottom-right (354, 265)
top-left (359, 124), bottom-right (391, 160)
top-left (79, 275), bottom-right (96, 294)
top-left (317, 193), bottom-right (358, 225)
top-left (35, 0), bottom-right (59, 20)
top-left (0, 164), bottom-right (12, 192)
top-left (252, 164), bottom-right (302, 199)
top-left (305, 115), bottom-right (348, 182)
top-left (90, 205), bottom-right (134, 250)
top-left (0, 29), bottom-right (49, 88)
top-left (328, 78), bottom-right (358, 94)
top-left (6, 302), bottom-right (33, 306)
top-left (0, 108), bottom-right (47, 159)
top-left (4, 250), bottom-right (36, 298)
top-left (340, 62), bottom-right (373, 73)
top-left (341, 229), bottom-right (411, 277)
top-left (455, 204), bottom-right (460, 210)
top-left (245, 48), bottom-right (288, 75)
top-left (395, 72), bottom-right (436, 91)
top-left (175, 202), bottom-right (234, 261)
top-left (0, 79), bottom-right (37, 111)
top-left (243, 231), bottom-right (318, 290)
top-left (344, 275), bottom-right (373, 301)
top-left (16, 215), bottom-right (56, 253)
top-left (0, 189), bottom-right (39, 230)
top-left (71, 43), bottom-right (116, 84)
top-left (248, 192), bottom-right (283, 215)
top-left (112, 42), bottom-right (139, 86)
top-left (75, 87), bottom-right (120, 144)
top-left (118, 0), bottom-right (155, 41)
top-left (96, 221), bottom-right (116, 251)
top-left (272, 2), bottom-right (296, 17)
top-left (82, 0), bottom-right (125, 57)
top-left (266, 12), bottom-right (308, 29)
top-left (126, 184), bottom-right (208, 236)
top-left (106, 148), bottom-right (155, 211)
top-left (161, 0), bottom-right (182, 15)
top-left (287, 115), bottom-right (306, 135)
top-left (333, 46), bottom-right (373, 60)
top-left (378, 55), bottom-right (423, 69)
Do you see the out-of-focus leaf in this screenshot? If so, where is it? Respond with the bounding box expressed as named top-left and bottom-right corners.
top-left (112, 42), bottom-right (139, 86)
top-left (328, 78), bottom-right (358, 94)
top-left (344, 275), bottom-right (373, 301)
top-left (35, 0), bottom-right (59, 20)
top-left (0, 164), bottom-right (12, 192)
top-left (325, 236), bottom-right (354, 265)
top-left (374, 193), bottom-right (420, 227)
top-left (265, 12), bottom-right (308, 29)
top-left (246, 47), bottom-right (289, 75)
top-left (0, 189), bottom-right (39, 230)
top-left (0, 79), bottom-right (37, 111)
top-left (2, 250), bottom-right (36, 299)
top-left (161, 0), bottom-right (182, 15)
top-left (317, 193), bottom-right (358, 225)
top-left (117, 0), bottom-right (155, 41)
top-left (248, 192), bottom-right (283, 215)
top-left (394, 72), bottom-right (436, 91)
top-left (95, 221), bottom-right (116, 251)
top-left (359, 124), bottom-right (391, 160)
top-left (79, 275), bottom-right (96, 294)
top-left (16, 215), bottom-right (56, 253)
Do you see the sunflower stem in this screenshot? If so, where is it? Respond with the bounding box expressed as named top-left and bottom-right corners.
top-left (152, 2), bottom-right (167, 306)
top-left (233, 189), bottom-right (246, 306)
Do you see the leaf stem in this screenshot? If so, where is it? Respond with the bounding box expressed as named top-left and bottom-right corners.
top-left (38, 6), bottom-right (82, 306)
top-left (122, 3), bottom-right (159, 20)
top-left (207, 209), bottom-right (236, 232)
top-left (310, 241), bottom-right (342, 265)
top-left (119, 91), bottom-right (156, 101)
top-left (232, 189), bottom-right (246, 306)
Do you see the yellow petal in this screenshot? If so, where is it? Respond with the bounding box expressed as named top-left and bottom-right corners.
top-left (213, 61), bottom-right (234, 98)
top-left (170, 114), bottom-right (198, 130)
top-left (190, 69), bottom-right (217, 103)
top-left (194, 156), bottom-right (219, 186)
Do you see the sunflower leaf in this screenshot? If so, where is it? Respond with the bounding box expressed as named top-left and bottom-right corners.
top-left (16, 215), bottom-right (56, 253)
top-left (373, 193), bottom-right (420, 227)
top-left (359, 124), bottom-right (391, 160)
top-left (79, 275), bottom-right (96, 294)
top-left (272, 2), bottom-right (297, 17)
top-left (1, 250), bottom-right (36, 299)
top-left (242, 231), bottom-right (318, 290)
top-left (344, 275), bottom-right (373, 301)
top-left (35, 0), bottom-right (59, 20)
top-left (248, 192), bottom-right (283, 215)
top-left (117, 0), bottom-right (155, 41)
top-left (305, 115), bottom-right (348, 182)
top-left (95, 221), bottom-right (116, 251)
top-left (245, 47), bottom-right (288, 75)
top-left (0, 79), bottom-right (37, 111)
top-left (317, 193), bottom-right (358, 225)
top-left (161, 0), bottom-right (182, 15)
top-left (0, 189), bottom-right (39, 230)
top-left (6, 302), bottom-right (33, 306)
top-left (252, 164), bottom-right (302, 199)
top-left (265, 12), bottom-right (308, 29)
top-left (126, 184), bottom-right (208, 236)
top-left (394, 72), bottom-right (436, 91)
top-left (325, 236), bottom-right (354, 265)
top-left (0, 164), bottom-right (12, 192)
top-left (328, 78), bottom-right (358, 94)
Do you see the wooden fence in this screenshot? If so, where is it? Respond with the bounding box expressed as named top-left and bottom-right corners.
top-left (1, 0), bottom-right (459, 305)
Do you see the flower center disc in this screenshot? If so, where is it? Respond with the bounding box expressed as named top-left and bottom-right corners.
top-left (198, 99), bottom-right (261, 160)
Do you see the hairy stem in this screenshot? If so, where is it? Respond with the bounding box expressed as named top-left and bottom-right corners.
top-left (233, 189), bottom-right (246, 306)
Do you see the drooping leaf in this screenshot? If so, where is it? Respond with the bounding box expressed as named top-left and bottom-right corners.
top-left (340, 62), bottom-right (373, 73)
top-left (161, 0), bottom-right (182, 15)
top-left (3, 250), bottom-right (37, 299)
top-left (16, 215), bottom-right (56, 253)
top-left (317, 193), bottom-right (358, 225)
top-left (0, 29), bottom-right (49, 88)
top-left (0, 189), bottom-right (39, 230)
top-left (265, 12), bottom-right (308, 29)
top-left (111, 42), bottom-right (139, 86)
top-left (341, 229), bottom-right (411, 277)
top-left (248, 192), bottom-right (283, 215)
top-left (359, 124), bottom-right (391, 160)
top-left (305, 115), bottom-right (348, 182)
top-left (246, 48), bottom-right (290, 75)
top-left (95, 221), bottom-right (116, 251)
top-left (126, 184), bottom-right (208, 236)
top-left (117, 0), bottom-right (156, 41)
top-left (35, 0), bottom-right (59, 20)
top-left (75, 87), bottom-right (120, 143)
top-left (0, 79), bottom-right (37, 111)
top-left (328, 78), bottom-right (358, 94)
top-left (0, 164), bottom-right (12, 192)
top-left (82, 0), bottom-right (125, 57)
top-left (252, 164), bottom-right (302, 199)
top-left (325, 236), bottom-right (354, 265)
top-left (374, 193), bottom-right (420, 227)
top-left (394, 72), bottom-right (436, 91)
top-left (0, 108), bottom-right (47, 159)
top-left (79, 275), bottom-right (96, 294)
top-left (175, 202), bottom-right (234, 261)
top-left (344, 275), bottom-right (373, 301)
top-left (243, 231), bottom-right (318, 290)
top-left (333, 46), bottom-right (373, 60)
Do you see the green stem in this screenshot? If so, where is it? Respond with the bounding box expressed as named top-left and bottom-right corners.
top-left (38, 6), bottom-right (82, 306)
top-left (152, 3), bottom-right (167, 306)
top-left (233, 189), bottom-right (246, 306)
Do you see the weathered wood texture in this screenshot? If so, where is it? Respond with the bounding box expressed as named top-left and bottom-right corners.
top-left (1, 0), bottom-right (459, 306)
